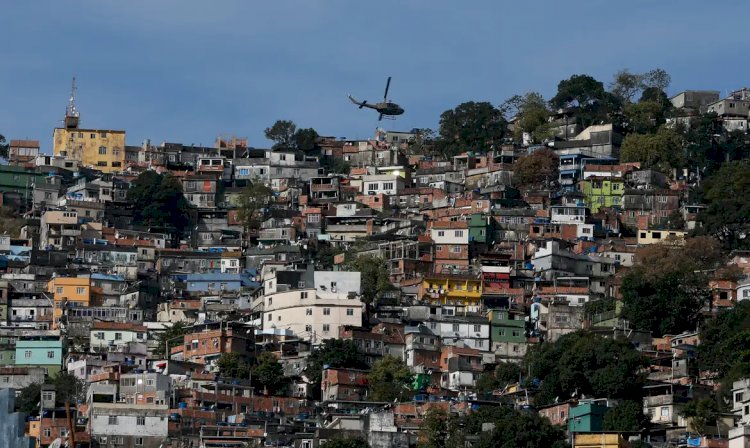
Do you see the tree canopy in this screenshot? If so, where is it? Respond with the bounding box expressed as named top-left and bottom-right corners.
top-left (526, 331), bottom-right (646, 406)
top-left (216, 352), bottom-right (251, 380)
top-left (367, 355), bottom-right (413, 402)
top-left (344, 255), bottom-right (395, 306)
top-left (620, 125), bottom-right (685, 171)
top-left (621, 237), bottom-right (721, 336)
top-left (236, 182), bottom-right (274, 233)
top-left (127, 170), bottom-right (190, 237)
top-left (253, 352), bottom-right (286, 396)
top-left (501, 92), bottom-right (552, 143)
top-left (603, 400), bottom-right (650, 432)
top-left (418, 406), bottom-right (568, 448)
top-left (265, 120), bottom-right (320, 153)
top-left (437, 101), bottom-right (507, 157)
top-left (153, 321), bottom-right (190, 359)
top-left (0, 134), bottom-right (8, 160)
top-left (699, 300), bottom-right (750, 388)
top-left (512, 148), bottom-right (558, 188)
top-left (696, 160), bottom-right (750, 249)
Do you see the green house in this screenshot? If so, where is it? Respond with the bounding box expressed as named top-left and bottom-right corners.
top-left (469, 213), bottom-right (494, 245)
top-left (489, 309), bottom-right (526, 344)
top-left (579, 177), bottom-right (624, 213)
top-left (568, 402), bottom-right (608, 433)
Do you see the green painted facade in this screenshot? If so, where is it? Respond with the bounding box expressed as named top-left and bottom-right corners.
top-left (0, 165), bottom-right (45, 195)
top-left (568, 402), bottom-right (608, 433)
top-left (579, 178), bottom-right (624, 213)
top-left (469, 213), bottom-right (493, 244)
top-left (489, 309), bottom-right (526, 344)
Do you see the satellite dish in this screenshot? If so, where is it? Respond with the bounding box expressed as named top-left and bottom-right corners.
top-left (49, 439), bottom-right (63, 448)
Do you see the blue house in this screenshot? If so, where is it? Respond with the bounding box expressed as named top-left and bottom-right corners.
top-left (172, 272), bottom-right (253, 293)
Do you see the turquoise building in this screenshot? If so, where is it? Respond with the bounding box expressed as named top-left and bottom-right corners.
top-left (15, 339), bottom-right (62, 376)
top-left (568, 402), bottom-right (608, 433)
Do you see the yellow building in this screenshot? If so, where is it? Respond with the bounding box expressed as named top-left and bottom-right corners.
top-left (48, 276), bottom-right (91, 329)
top-left (420, 274), bottom-right (483, 311)
top-left (574, 433), bottom-right (630, 448)
top-left (52, 78), bottom-right (126, 173)
top-left (53, 127), bottom-right (126, 173)
top-left (636, 229), bottom-right (687, 246)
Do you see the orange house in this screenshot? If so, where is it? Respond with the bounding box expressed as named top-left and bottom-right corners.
top-left (47, 276), bottom-right (91, 329)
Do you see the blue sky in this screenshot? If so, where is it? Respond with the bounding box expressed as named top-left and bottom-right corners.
top-left (2, 1), bottom-right (748, 152)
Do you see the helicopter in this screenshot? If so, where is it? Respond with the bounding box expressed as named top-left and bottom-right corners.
top-left (348, 76), bottom-right (404, 121)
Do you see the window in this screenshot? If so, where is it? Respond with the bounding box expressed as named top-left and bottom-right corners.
top-left (268, 297), bottom-right (273, 306)
top-left (452, 324), bottom-right (460, 332)
top-left (346, 308), bottom-right (354, 316)
top-left (305, 308), bottom-right (313, 316)
top-left (97, 161), bottom-right (108, 167)
top-left (305, 325), bottom-right (312, 332)
top-left (43, 428), bottom-right (51, 438)
top-left (473, 325), bottom-right (481, 333)
top-left (56, 287), bottom-right (63, 294)
top-left (98, 146), bottom-right (107, 155)
top-left (455, 230), bottom-right (464, 237)
top-left (268, 314), bottom-right (272, 321)
top-left (301, 291), bottom-right (308, 299)
top-left (322, 324), bottom-right (330, 333)
top-left (24, 350), bottom-right (31, 359)
top-left (437, 231), bottom-right (445, 237)
top-left (90, 133), bottom-right (96, 138)
top-left (736, 392), bottom-right (745, 403)
top-left (111, 161), bottom-right (121, 167)
top-left (114, 332), bottom-right (122, 340)
top-left (47, 351), bottom-right (55, 359)
top-left (323, 308), bottom-right (331, 316)
top-left (137, 416), bottom-right (145, 425)
top-left (451, 245), bottom-right (462, 253)
top-left (382, 182), bottom-right (394, 190)
top-left (135, 437), bottom-right (144, 446)
top-left (108, 415), bottom-right (118, 425)
top-left (76, 287), bottom-right (85, 295)
top-left (660, 407), bottom-right (669, 417)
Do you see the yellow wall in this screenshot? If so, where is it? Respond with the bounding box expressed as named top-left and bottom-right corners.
top-left (574, 433), bottom-right (629, 448)
top-left (421, 276), bottom-right (483, 306)
top-left (53, 128), bottom-right (126, 173)
top-left (637, 229), bottom-right (686, 246)
top-left (48, 277), bottom-right (91, 328)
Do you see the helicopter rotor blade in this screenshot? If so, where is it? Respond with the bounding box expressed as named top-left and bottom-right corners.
top-left (383, 76), bottom-right (391, 101)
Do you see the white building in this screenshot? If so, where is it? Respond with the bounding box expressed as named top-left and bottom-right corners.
top-left (263, 271), bottom-right (363, 343)
top-left (424, 318), bottom-right (491, 352)
top-left (361, 174), bottom-right (405, 196)
top-left (89, 322), bottom-right (147, 352)
top-left (89, 403), bottom-right (168, 448)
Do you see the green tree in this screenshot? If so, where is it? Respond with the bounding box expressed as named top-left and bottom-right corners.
top-left (621, 237), bottom-right (720, 336)
top-left (680, 398), bottom-right (720, 435)
top-left (254, 352), bottom-right (285, 396)
top-left (305, 339), bottom-right (367, 399)
top-left (501, 92), bottom-right (552, 143)
top-left (641, 68), bottom-right (672, 92)
top-left (623, 101), bottom-right (667, 134)
top-left (406, 128), bottom-right (437, 156)
top-left (698, 301), bottom-right (750, 385)
top-left (697, 160), bottom-right (750, 249)
top-left (236, 182), bottom-right (274, 235)
top-left (475, 362), bottom-right (521, 396)
top-left (527, 331), bottom-right (646, 406)
top-left (265, 120), bottom-right (297, 150)
top-left (0, 134), bottom-right (8, 160)
top-left (16, 382), bottom-right (42, 414)
top-left (437, 101), bottom-right (507, 157)
top-left (127, 171), bottom-right (190, 237)
top-left (512, 149), bottom-right (558, 188)
top-left (417, 408), bottom-right (465, 448)
top-left (320, 438), bottom-right (370, 448)
top-left (367, 355), bottom-right (413, 402)
top-left (329, 159), bottom-right (351, 175)
top-left (603, 400), bottom-right (650, 432)
top-left (216, 352), bottom-right (251, 380)
top-left (344, 255), bottom-right (395, 307)
top-left (551, 74), bottom-right (620, 128)
top-left (610, 69), bottom-right (644, 104)
top-left (620, 126), bottom-right (685, 171)
top-left (153, 321), bottom-right (190, 359)
top-left (294, 128), bottom-right (319, 153)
